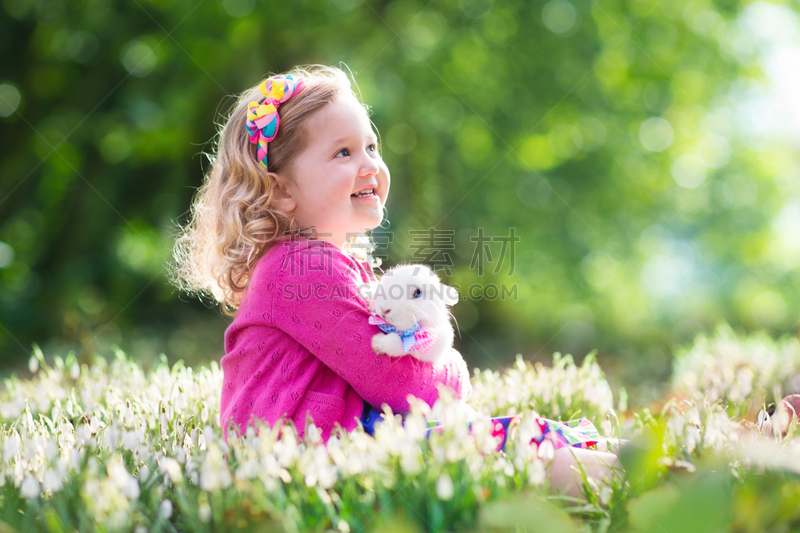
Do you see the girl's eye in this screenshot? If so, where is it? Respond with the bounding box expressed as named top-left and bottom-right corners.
top-left (413, 288), bottom-right (422, 298)
top-left (368, 144), bottom-right (378, 153)
top-left (336, 148), bottom-right (350, 157)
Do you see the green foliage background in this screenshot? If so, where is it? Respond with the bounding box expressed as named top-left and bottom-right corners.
top-left (1, 0), bottom-right (799, 404)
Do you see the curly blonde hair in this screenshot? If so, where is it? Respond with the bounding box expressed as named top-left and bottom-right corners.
top-left (171, 65), bottom-right (382, 316)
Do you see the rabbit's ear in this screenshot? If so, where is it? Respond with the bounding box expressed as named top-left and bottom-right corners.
top-left (440, 283), bottom-right (460, 307)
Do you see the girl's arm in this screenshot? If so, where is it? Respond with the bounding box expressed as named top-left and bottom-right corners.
top-left (268, 243), bottom-right (471, 413)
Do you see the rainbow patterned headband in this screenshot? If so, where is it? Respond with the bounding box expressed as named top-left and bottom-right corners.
top-left (245, 75), bottom-right (306, 170)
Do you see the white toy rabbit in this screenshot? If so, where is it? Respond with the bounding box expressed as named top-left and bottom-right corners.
top-left (366, 263), bottom-right (459, 363)
top-left (365, 263), bottom-right (481, 422)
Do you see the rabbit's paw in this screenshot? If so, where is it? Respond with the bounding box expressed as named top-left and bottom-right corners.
top-left (372, 332), bottom-right (405, 356)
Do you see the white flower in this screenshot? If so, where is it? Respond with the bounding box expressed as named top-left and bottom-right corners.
top-left (200, 447), bottom-right (231, 492)
top-left (69, 448), bottom-right (81, 471)
top-left (103, 424), bottom-right (121, 452)
top-left (602, 418), bottom-right (613, 437)
top-left (237, 458), bottom-right (259, 481)
top-left (24, 440), bottom-right (37, 461)
top-left (435, 473), bottom-right (454, 500)
top-left (4, 432), bottom-right (20, 461)
top-left (70, 364), bottom-right (80, 380)
top-left (600, 485), bottom-right (613, 506)
top-left (400, 446), bottom-right (423, 475)
top-left (122, 430), bottom-right (140, 450)
top-left (537, 440), bottom-right (555, 462)
top-left (20, 475), bottom-right (40, 499)
top-left (43, 469), bottom-right (63, 493)
top-left (159, 499), bottom-right (173, 519)
top-left (159, 457), bottom-right (183, 484)
top-left (527, 459), bottom-right (546, 485)
top-left (198, 502), bottom-right (212, 522)
top-left (107, 458), bottom-right (140, 500)
top-left (175, 392), bottom-right (187, 410)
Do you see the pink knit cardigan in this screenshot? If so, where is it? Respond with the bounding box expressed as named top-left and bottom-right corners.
top-left (219, 236), bottom-right (472, 443)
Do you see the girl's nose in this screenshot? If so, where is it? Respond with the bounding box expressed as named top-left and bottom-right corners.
top-left (359, 153), bottom-right (380, 177)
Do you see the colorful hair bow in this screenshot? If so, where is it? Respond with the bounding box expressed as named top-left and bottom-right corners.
top-left (246, 75), bottom-right (306, 169)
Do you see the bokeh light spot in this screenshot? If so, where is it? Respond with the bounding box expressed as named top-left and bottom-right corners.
top-left (223, 0), bottom-right (255, 17)
top-left (543, 0), bottom-right (577, 34)
top-left (386, 123), bottom-right (417, 154)
top-left (428, 97), bottom-right (464, 133)
top-left (671, 154), bottom-right (707, 189)
top-left (0, 241), bottom-right (14, 268)
top-left (459, 0), bottom-right (493, 19)
top-left (0, 84), bottom-right (22, 117)
top-left (639, 117), bottom-right (674, 152)
top-left (121, 40), bottom-right (156, 77)
top-left (455, 118), bottom-right (493, 165)
top-left (100, 126), bottom-right (132, 163)
top-left (518, 135), bottom-right (557, 170)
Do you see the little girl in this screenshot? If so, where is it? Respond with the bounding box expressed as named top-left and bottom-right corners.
top-left (172, 65), bottom-right (620, 496)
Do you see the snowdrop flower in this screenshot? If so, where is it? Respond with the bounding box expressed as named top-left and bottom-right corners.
top-left (602, 418), bottom-right (613, 437)
top-left (435, 473), bottom-right (454, 500)
top-left (107, 458), bottom-right (140, 500)
top-left (103, 423), bottom-right (121, 452)
top-left (528, 458), bottom-right (546, 485)
top-left (600, 485), bottom-right (613, 506)
top-left (198, 501), bottom-right (212, 523)
top-left (175, 445), bottom-right (186, 464)
top-left (538, 439), bottom-right (555, 462)
top-left (43, 468), bottom-right (63, 493)
top-left (236, 458), bottom-right (259, 481)
top-left (274, 432), bottom-right (299, 468)
top-left (122, 430), bottom-right (140, 451)
top-left (756, 409), bottom-right (770, 432)
top-left (175, 392), bottom-right (187, 411)
top-left (4, 431), bottom-right (20, 461)
top-left (159, 457), bottom-right (183, 484)
top-left (159, 499), bottom-right (173, 519)
top-left (400, 445), bottom-right (423, 475)
top-left (200, 446), bottom-right (231, 492)
top-left (20, 475), bottom-right (40, 499)
top-left (306, 423), bottom-right (321, 445)
top-left (685, 425), bottom-right (701, 454)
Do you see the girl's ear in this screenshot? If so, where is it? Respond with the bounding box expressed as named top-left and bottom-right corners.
top-left (267, 171), bottom-right (298, 212)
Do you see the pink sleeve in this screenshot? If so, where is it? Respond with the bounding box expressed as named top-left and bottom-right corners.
top-left (270, 243), bottom-right (471, 412)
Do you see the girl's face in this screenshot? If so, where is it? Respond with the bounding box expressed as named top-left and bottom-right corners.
top-left (281, 95), bottom-right (390, 249)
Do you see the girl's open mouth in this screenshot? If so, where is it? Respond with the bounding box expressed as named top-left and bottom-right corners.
top-left (351, 188), bottom-right (377, 199)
